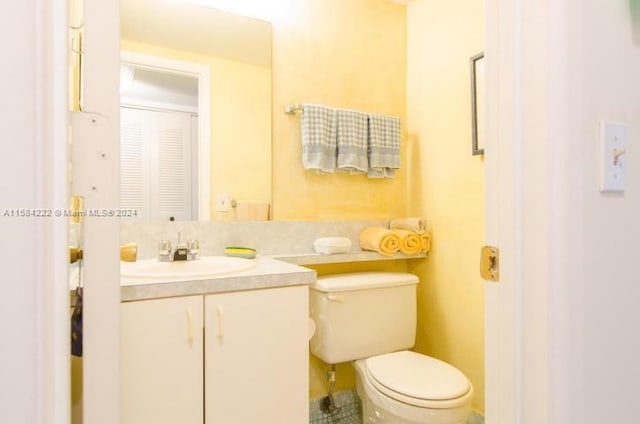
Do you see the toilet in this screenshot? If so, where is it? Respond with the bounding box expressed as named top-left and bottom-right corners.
top-left (309, 272), bottom-right (473, 424)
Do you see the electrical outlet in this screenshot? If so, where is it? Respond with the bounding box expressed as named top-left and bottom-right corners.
top-left (215, 193), bottom-right (231, 212)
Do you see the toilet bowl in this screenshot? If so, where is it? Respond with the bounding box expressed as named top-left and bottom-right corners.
top-left (353, 351), bottom-right (472, 424)
top-left (309, 272), bottom-right (473, 424)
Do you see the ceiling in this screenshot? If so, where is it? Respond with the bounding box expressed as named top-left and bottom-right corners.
top-left (120, 0), bottom-right (272, 66)
top-left (120, 67), bottom-right (199, 109)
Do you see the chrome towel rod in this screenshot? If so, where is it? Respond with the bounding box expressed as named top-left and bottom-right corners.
top-left (284, 104), bottom-right (303, 114)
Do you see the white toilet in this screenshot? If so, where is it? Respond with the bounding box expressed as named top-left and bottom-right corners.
top-left (309, 272), bottom-right (473, 424)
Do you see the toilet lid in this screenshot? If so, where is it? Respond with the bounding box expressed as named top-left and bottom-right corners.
top-left (365, 351), bottom-right (471, 404)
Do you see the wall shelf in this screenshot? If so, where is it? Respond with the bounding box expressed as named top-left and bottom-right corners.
top-left (271, 251), bottom-right (427, 266)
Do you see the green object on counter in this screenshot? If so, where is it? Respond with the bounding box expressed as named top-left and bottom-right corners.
top-left (224, 247), bottom-right (257, 259)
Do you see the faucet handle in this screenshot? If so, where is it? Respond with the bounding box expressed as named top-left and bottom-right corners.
top-left (187, 239), bottom-right (199, 260)
top-left (158, 239), bottom-right (172, 261)
top-left (159, 239), bottom-right (172, 254)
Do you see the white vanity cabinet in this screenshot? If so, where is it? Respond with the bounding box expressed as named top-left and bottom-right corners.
top-left (205, 285), bottom-right (309, 424)
top-left (121, 295), bottom-right (204, 424)
top-left (121, 285), bottom-right (308, 424)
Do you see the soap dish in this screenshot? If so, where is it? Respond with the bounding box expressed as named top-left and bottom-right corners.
top-left (313, 237), bottom-right (352, 255)
top-left (224, 246), bottom-right (257, 259)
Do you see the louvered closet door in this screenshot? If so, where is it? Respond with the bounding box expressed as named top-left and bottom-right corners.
top-left (120, 107), bottom-right (151, 220)
top-left (120, 107), bottom-right (194, 221)
top-left (151, 110), bottom-right (193, 221)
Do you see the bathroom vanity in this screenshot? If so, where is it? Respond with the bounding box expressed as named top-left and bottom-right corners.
top-left (107, 222), bottom-right (426, 424)
top-left (118, 257), bottom-right (314, 424)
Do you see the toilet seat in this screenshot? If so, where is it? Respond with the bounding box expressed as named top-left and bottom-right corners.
top-left (364, 351), bottom-right (472, 409)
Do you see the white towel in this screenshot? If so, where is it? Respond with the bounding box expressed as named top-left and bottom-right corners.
top-left (367, 114), bottom-right (401, 178)
top-left (301, 103), bottom-right (337, 173)
top-left (337, 109), bottom-right (369, 174)
top-left (389, 217), bottom-right (427, 233)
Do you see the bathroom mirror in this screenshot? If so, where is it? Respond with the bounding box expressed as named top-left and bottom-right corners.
top-left (119, 0), bottom-right (272, 221)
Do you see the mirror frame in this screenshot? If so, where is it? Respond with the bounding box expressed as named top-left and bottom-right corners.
top-left (470, 51), bottom-right (485, 156)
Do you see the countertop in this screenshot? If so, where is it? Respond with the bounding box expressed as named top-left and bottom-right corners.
top-left (70, 256), bottom-right (316, 303)
top-left (69, 250), bottom-right (425, 303)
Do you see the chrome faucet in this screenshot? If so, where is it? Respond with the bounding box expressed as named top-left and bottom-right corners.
top-left (172, 240), bottom-right (189, 261)
top-left (158, 232), bottom-right (199, 262)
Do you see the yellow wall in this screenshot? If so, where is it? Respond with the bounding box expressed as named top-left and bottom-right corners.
top-left (271, 0), bottom-right (407, 221)
top-left (406, 0), bottom-right (485, 412)
top-left (268, 0), bottom-right (408, 399)
top-left (120, 40), bottom-right (272, 221)
top-left (122, 0), bottom-right (485, 410)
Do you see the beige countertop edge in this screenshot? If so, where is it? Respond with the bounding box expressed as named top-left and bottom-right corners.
top-left (120, 269), bottom-right (316, 302)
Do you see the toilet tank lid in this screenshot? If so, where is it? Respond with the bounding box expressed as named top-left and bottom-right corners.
top-left (312, 272), bottom-right (418, 293)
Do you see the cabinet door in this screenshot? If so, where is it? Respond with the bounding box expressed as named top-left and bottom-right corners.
top-left (205, 286), bottom-right (308, 424)
top-left (121, 296), bottom-right (203, 424)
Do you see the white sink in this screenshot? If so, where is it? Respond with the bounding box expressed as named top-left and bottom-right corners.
top-left (121, 256), bottom-right (256, 283)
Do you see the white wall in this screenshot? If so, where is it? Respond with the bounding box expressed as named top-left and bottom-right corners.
top-left (542, 0), bottom-right (640, 422)
top-left (0, 2), bottom-right (40, 420)
top-left (486, 1), bottom-right (640, 423)
top-left (572, 1), bottom-right (640, 423)
top-left (0, 0), bottom-right (69, 423)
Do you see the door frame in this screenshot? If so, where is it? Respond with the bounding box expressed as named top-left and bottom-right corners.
top-left (121, 51), bottom-right (212, 221)
top-left (67, 1), bottom-right (566, 423)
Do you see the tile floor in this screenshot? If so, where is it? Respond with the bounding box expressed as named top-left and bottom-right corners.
top-left (309, 389), bottom-right (362, 424)
top-left (309, 389), bottom-right (485, 424)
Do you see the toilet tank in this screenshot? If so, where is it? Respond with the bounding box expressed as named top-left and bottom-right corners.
top-left (309, 272), bottom-right (419, 364)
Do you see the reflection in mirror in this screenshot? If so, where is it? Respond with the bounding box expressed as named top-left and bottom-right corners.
top-left (120, 53), bottom-right (207, 221)
top-left (120, 0), bottom-right (273, 221)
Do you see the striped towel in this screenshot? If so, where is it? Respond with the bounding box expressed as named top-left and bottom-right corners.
top-left (337, 109), bottom-right (369, 174)
top-left (367, 114), bottom-right (401, 178)
top-left (301, 103), bottom-right (338, 173)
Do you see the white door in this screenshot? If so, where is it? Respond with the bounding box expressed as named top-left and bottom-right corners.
top-left (204, 286), bottom-right (308, 424)
top-left (484, 1), bottom-right (553, 423)
top-left (121, 296), bottom-right (203, 424)
top-left (484, 1), bottom-right (518, 420)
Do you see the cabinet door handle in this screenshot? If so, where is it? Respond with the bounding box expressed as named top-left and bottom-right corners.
top-left (186, 308), bottom-right (194, 345)
top-left (216, 306), bottom-right (224, 338)
top-left (327, 294), bottom-right (345, 303)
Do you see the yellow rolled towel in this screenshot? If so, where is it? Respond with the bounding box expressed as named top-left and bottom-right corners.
top-left (392, 229), bottom-right (422, 255)
top-left (359, 226), bottom-right (401, 256)
top-left (389, 217), bottom-right (427, 233)
top-left (420, 233), bottom-right (432, 253)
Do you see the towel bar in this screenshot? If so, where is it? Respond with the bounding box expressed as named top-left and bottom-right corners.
top-left (284, 104), bottom-right (303, 114)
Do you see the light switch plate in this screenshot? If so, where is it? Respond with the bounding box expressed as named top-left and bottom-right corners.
top-left (600, 121), bottom-right (627, 193)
